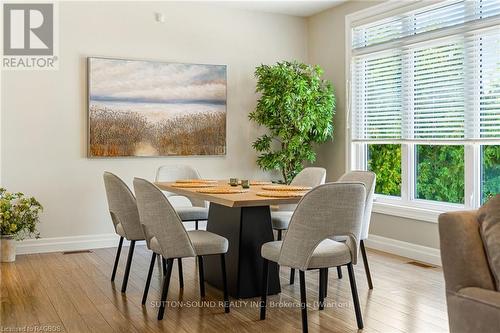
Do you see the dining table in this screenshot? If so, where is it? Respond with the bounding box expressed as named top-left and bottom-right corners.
top-left (154, 180), bottom-right (305, 299)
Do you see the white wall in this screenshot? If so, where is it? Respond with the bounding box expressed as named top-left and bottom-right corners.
top-left (1, 2), bottom-right (308, 240)
top-left (308, 0), bottom-right (441, 250)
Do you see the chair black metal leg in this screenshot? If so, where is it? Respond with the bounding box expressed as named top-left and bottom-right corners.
top-left (337, 266), bottom-right (342, 279)
top-left (277, 229), bottom-right (282, 241)
top-left (290, 268), bottom-right (296, 285)
top-left (299, 270), bottom-right (308, 333)
top-left (360, 240), bottom-right (373, 289)
top-left (220, 254), bottom-right (230, 313)
top-left (156, 254), bottom-right (161, 271)
top-left (142, 252), bottom-right (156, 305)
top-left (260, 259), bottom-right (269, 320)
top-left (162, 257), bottom-right (167, 275)
top-left (324, 268), bottom-right (328, 297)
top-left (121, 240), bottom-right (136, 293)
top-left (177, 258), bottom-right (184, 289)
top-left (111, 236), bottom-right (123, 282)
top-left (319, 269), bottom-right (325, 310)
top-left (195, 220), bottom-right (199, 230)
top-left (158, 258), bottom-right (173, 320)
top-left (198, 256), bottom-right (205, 298)
top-left (347, 263), bottom-right (363, 329)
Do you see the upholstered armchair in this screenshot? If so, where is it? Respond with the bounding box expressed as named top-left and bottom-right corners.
top-left (439, 210), bottom-right (500, 333)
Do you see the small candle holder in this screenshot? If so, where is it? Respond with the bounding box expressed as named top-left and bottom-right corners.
top-left (229, 178), bottom-right (239, 187)
top-left (241, 180), bottom-right (250, 189)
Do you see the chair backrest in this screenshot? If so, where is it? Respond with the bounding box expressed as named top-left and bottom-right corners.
top-left (133, 177), bottom-right (196, 259)
top-left (338, 171), bottom-right (376, 240)
top-left (155, 165), bottom-right (206, 207)
top-left (278, 182), bottom-right (366, 270)
top-left (280, 167), bottom-right (327, 211)
top-left (291, 167), bottom-right (327, 186)
top-left (103, 172), bottom-right (144, 241)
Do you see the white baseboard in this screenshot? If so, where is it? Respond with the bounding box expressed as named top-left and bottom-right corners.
top-left (364, 234), bottom-right (442, 266)
top-left (16, 233), bottom-right (121, 255)
top-left (15, 221), bottom-right (205, 255)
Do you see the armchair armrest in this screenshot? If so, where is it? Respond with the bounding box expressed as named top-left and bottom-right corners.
top-left (458, 287), bottom-right (500, 310)
top-left (447, 287), bottom-right (500, 333)
top-left (438, 211), bottom-right (495, 292)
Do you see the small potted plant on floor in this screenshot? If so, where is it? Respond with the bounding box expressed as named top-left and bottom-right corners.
top-left (0, 188), bottom-right (42, 262)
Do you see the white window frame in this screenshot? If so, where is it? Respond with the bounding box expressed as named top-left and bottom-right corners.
top-left (345, 0), bottom-right (499, 223)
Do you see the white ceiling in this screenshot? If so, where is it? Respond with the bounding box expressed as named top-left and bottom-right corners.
top-left (206, 1), bottom-right (347, 17)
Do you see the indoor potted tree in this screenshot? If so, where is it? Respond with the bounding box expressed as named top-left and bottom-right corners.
top-left (249, 61), bottom-right (335, 183)
top-left (0, 188), bottom-right (42, 262)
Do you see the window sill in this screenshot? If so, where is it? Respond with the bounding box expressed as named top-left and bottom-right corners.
top-left (372, 201), bottom-right (467, 223)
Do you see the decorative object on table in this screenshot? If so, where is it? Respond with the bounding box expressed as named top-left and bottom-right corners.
top-left (88, 57), bottom-right (227, 157)
top-left (196, 187), bottom-right (249, 194)
top-left (249, 61), bottom-right (335, 184)
top-left (229, 178), bottom-right (239, 187)
top-left (256, 191), bottom-right (307, 198)
top-left (175, 179), bottom-right (217, 184)
top-left (0, 188), bottom-right (43, 263)
top-left (241, 180), bottom-right (250, 189)
top-left (170, 183), bottom-right (218, 188)
top-left (262, 185), bottom-right (312, 192)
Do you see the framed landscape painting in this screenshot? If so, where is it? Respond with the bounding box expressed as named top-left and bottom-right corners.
top-left (87, 57), bottom-right (227, 157)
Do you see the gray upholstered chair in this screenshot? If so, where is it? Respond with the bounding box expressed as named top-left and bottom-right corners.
top-left (271, 167), bottom-right (326, 284)
top-left (260, 182), bottom-right (367, 332)
top-left (439, 210), bottom-right (500, 333)
top-left (155, 165), bottom-right (208, 230)
top-left (133, 178), bottom-right (230, 320)
top-left (103, 172), bottom-right (145, 293)
top-left (103, 172), bottom-right (184, 293)
top-left (334, 170), bottom-right (376, 289)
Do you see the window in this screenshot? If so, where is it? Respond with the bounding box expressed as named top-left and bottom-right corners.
top-left (415, 145), bottom-right (464, 204)
top-left (481, 145), bottom-right (500, 203)
top-left (349, 0), bottom-right (500, 216)
top-left (367, 144), bottom-right (401, 196)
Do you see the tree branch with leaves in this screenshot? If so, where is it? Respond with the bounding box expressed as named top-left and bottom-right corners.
top-left (249, 61), bottom-right (335, 184)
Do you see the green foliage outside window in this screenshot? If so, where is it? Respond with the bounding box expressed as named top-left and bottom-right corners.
top-left (416, 145), bottom-right (464, 204)
top-left (368, 144), bottom-right (401, 196)
top-left (367, 144), bottom-right (500, 204)
top-left (482, 145), bottom-right (500, 203)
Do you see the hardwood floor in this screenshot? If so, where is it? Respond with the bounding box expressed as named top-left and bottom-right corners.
top-left (0, 245), bottom-right (448, 333)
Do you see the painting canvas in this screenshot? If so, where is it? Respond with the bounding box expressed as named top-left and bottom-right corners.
top-left (87, 57), bottom-right (226, 157)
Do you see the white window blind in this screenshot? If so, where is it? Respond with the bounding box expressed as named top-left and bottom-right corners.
top-left (351, 0), bottom-right (500, 143)
top-left (352, 0), bottom-right (500, 50)
top-left (352, 51), bottom-right (402, 140)
top-left (412, 38), bottom-right (465, 139)
top-left (479, 29), bottom-right (500, 138)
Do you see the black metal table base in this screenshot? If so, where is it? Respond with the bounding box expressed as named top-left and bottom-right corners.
top-left (204, 203), bottom-right (281, 298)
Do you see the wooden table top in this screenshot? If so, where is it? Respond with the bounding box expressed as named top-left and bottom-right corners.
top-left (155, 181), bottom-right (304, 208)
